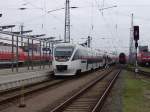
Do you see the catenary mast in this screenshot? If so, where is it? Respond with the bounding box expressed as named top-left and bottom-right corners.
top-left (129, 13), bottom-right (135, 64)
top-left (64, 0), bottom-right (70, 43)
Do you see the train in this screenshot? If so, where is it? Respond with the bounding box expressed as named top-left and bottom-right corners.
top-left (138, 51), bottom-right (150, 66)
top-left (119, 53), bottom-right (126, 64)
top-left (0, 42), bottom-right (52, 66)
top-left (52, 43), bottom-right (116, 76)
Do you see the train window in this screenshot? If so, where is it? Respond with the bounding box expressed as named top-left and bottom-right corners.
top-left (55, 47), bottom-right (74, 56)
top-left (72, 50), bottom-right (79, 60)
top-left (81, 60), bottom-right (86, 63)
top-left (54, 47), bottom-right (74, 61)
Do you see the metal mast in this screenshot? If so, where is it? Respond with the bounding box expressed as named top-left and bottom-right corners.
top-left (129, 13), bottom-right (135, 64)
top-left (64, 0), bottom-right (70, 43)
top-left (20, 24), bottom-right (24, 46)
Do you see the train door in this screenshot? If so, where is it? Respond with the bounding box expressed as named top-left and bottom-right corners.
top-left (80, 60), bottom-right (86, 71)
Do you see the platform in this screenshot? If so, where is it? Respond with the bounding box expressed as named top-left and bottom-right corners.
top-left (0, 65), bottom-right (52, 76)
top-left (0, 66), bottom-right (53, 91)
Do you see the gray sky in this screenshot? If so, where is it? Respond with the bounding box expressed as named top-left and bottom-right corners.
top-left (0, 0), bottom-right (150, 54)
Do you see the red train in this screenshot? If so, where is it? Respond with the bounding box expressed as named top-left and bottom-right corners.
top-left (0, 42), bottom-right (52, 66)
top-left (138, 51), bottom-right (150, 66)
top-left (119, 53), bottom-right (126, 64)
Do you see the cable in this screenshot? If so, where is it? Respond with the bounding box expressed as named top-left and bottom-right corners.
top-left (95, 0), bottom-right (134, 54)
top-left (94, 0), bottom-right (121, 54)
top-left (22, 0), bottom-right (44, 10)
top-left (88, 0), bottom-right (94, 37)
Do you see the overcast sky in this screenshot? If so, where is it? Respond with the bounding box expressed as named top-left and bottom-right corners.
top-left (0, 0), bottom-right (150, 54)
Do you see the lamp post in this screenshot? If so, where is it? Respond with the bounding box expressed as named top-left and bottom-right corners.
top-left (18, 7), bottom-right (27, 47)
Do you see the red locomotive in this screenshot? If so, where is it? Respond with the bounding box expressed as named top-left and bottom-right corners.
top-left (119, 53), bottom-right (126, 64)
top-left (138, 51), bottom-right (150, 66)
top-left (0, 42), bottom-right (52, 66)
top-left (137, 46), bottom-right (150, 66)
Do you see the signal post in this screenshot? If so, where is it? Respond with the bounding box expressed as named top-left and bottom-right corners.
top-left (133, 26), bottom-right (139, 76)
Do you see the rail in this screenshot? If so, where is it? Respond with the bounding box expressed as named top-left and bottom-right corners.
top-left (50, 69), bottom-right (121, 112)
top-left (126, 67), bottom-right (150, 77)
top-left (0, 79), bottom-right (66, 106)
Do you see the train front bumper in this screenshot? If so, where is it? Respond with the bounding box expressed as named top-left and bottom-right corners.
top-left (52, 62), bottom-right (76, 76)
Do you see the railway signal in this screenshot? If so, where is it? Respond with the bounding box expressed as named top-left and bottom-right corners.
top-left (135, 42), bottom-right (138, 48)
top-left (133, 25), bottom-right (139, 75)
top-left (133, 26), bottom-right (139, 49)
top-left (134, 26), bottom-right (139, 41)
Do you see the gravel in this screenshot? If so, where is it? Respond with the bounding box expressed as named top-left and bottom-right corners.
top-left (100, 70), bottom-right (124, 112)
top-left (1, 69), bottom-right (106, 112)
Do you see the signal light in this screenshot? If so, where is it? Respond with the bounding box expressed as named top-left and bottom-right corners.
top-left (134, 26), bottom-right (139, 41)
top-left (135, 42), bottom-right (138, 48)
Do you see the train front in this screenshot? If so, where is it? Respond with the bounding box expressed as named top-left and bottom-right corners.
top-left (52, 44), bottom-right (76, 76)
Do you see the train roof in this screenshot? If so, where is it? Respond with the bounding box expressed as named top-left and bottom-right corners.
top-left (54, 43), bottom-right (106, 55)
top-left (54, 43), bottom-right (117, 58)
top-left (54, 43), bottom-right (77, 47)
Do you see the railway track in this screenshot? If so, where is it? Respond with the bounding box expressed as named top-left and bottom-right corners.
top-left (138, 70), bottom-right (150, 77)
top-left (0, 79), bottom-right (66, 107)
top-left (50, 69), bottom-right (121, 112)
top-left (0, 68), bottom-right (109, 110)
top-left (126, 67), bottom-right (150, 77)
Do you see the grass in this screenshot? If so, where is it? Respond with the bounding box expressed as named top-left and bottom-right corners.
top-left (122, 70), bottom-right (150, 112)
top-left (127, 63), bottom-right (150, 72)
top-left (139, 66), bottom-right (150, 72)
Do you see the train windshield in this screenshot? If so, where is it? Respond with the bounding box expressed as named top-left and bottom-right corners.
top-left (54, 47), bottom-right (74, 61)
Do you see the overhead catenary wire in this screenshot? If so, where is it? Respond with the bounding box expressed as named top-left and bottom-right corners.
top-left (0, 1), bottom-right (61, 24)
top-left (93, 0), bottom-right (119, 54)
top-left (94, 0), bottom-right (139, 54)
top-left (2, 0), bottom-right (66, 36)
top-left (22, 0), bottom-right (44, 10)
top-left (88, 0), bottom-right (94, 37)
top-left (2, 0), bottom-right (150, 53)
